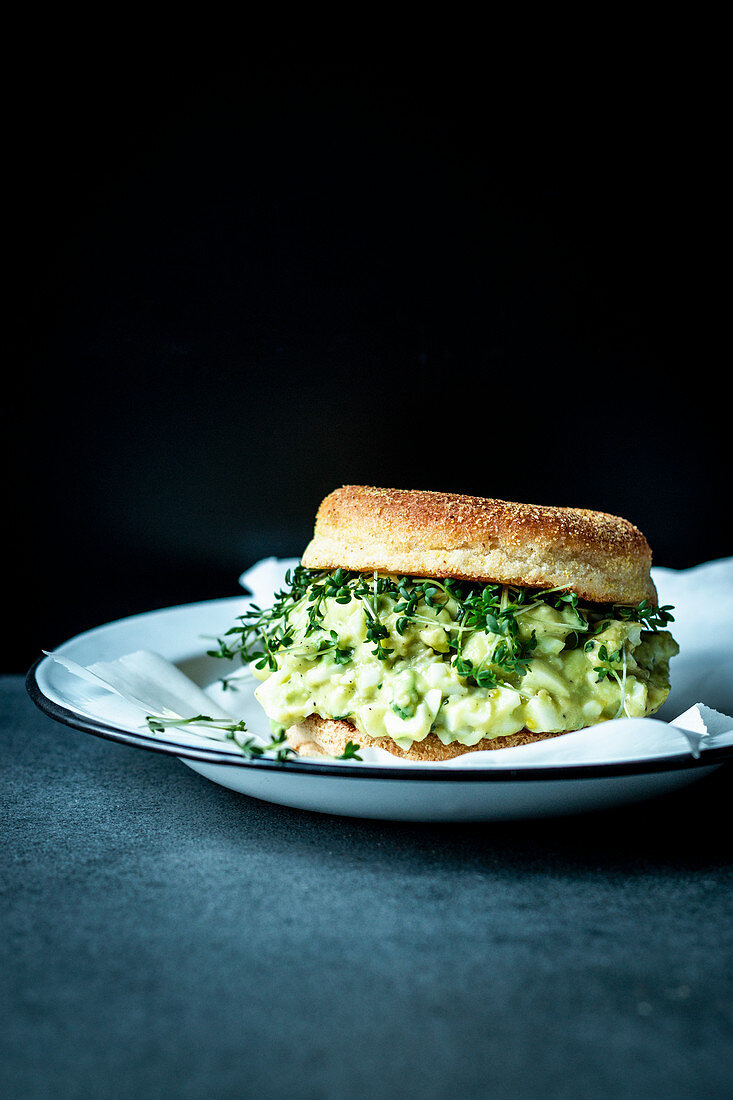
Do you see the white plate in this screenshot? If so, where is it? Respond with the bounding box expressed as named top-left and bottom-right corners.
top-left (27, 590), bottom-right (733, 821)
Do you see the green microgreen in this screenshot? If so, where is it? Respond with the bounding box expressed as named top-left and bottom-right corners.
top-left (144, 714), bottom-right (296, 761)
top-left (337, 740), bottom-right (363, 761)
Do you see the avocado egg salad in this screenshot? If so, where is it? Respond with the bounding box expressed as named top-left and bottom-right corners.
top-left (212, 567), bottom-right (678, 754)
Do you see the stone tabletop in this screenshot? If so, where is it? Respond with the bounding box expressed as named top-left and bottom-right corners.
top-left (3, 675), bottom-right (732, 1098)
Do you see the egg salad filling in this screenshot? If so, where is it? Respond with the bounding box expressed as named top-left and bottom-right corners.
top-left (212, 567), bottom-right (678, 751)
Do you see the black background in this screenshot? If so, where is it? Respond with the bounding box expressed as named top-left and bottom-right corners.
top-left (8, 30), bottom-right (730, 673)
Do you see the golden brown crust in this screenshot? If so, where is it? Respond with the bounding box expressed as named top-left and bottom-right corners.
top-left (287, 715), bottom-right (565, 762)
top-left (301, 485), bottom-right (657, 606)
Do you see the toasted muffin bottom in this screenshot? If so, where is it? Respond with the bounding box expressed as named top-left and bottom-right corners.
top-left (287, 715), bottom-right (565, 762)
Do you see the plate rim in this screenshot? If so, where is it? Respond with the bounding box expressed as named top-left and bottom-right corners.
top-left (25, 597), bottom-right (733, 784)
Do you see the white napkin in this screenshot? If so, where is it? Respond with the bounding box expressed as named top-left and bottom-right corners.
top-left (238, 556), bottom-right (299, 601)
top-left (42, 648), bottom-right (242, 749)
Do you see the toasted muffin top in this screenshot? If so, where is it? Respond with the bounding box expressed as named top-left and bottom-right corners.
top-left (301, 485), bottom-right (657, 606)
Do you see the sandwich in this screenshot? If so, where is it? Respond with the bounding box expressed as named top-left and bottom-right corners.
top-left (220, 486), bottom-right (678, 761)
